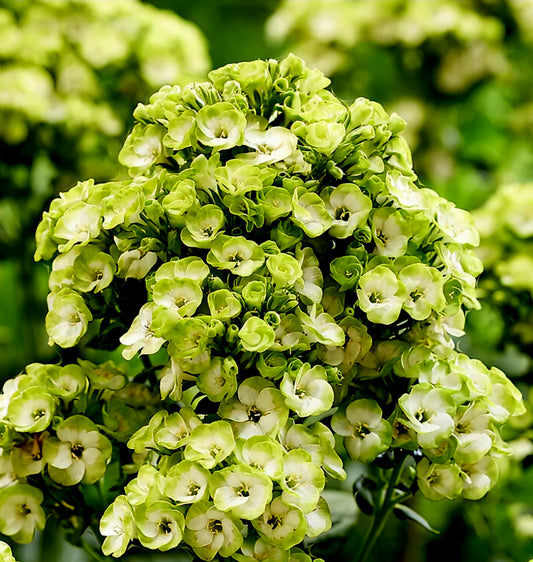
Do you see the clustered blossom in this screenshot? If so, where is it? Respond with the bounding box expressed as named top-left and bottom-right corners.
top-left (0, 55), bottom-right (523, 559)
top-left (0, 0), bottom-right (209, 148)
top-left (0, 361), bottom-right (158, 543)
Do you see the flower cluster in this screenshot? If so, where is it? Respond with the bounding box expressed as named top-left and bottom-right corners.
top-left (0, 360), bottom-right (158, 544)
top-left (267, 0), bottom-right (504, 92)
top-left (266, 0), bottom-right (533, 210)
top-left (0, 55), bottom-right (522, 559)
top-left (0, 0), bottom-right (209, 148)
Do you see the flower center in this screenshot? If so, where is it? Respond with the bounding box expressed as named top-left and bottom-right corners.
top-left (335, 207), bottom-right (351, 221)
top-left (410, 289), bottom-right (424, 303)
top-left (415, 409), bottom-right (429, 423)
top-left (229, 253), bottom-right (243, 265)
top-left (248, 406), bottom-right (262, 423)
top-left (369, 291), bottom-right (382, 304)
top-left (237, 484), bottom-right (249, 497)
top-left (267, 515), bottom-right (282, 529)
top-left (159, 519), bottom-right (172, 534)
top-left (355, 423), bottom-right (372, 438)
top-left (285, 474), bottom-right (300, 489)
top-left (68, 313), bottom-right (81, 325)
top-left (71, 443), bottom-right (84, 459)
top-left (33, 409), bottom-right (46, 421)
top-left (188, 482), bottom-right (201, 496)
top-left (19, 503), bottom-right (32, 516)
top-left (208, 519), bottom-right (223, 534)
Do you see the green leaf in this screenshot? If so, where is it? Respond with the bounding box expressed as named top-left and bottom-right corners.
top-left (393, 503), bottom-right (440, 534)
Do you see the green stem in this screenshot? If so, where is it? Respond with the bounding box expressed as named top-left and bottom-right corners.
top-left (354, 453), bottom-right (408, 562)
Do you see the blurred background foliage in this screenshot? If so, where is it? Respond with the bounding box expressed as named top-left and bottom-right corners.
top-left (1, 0), bottom-right (533, 561)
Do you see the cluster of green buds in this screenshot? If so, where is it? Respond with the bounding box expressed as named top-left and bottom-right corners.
top-left (6, 54), bottom-right (522, 559)
top-left (0, 360), bottom-right (159, 544)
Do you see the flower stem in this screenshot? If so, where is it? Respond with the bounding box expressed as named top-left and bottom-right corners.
top-left (354, 453), bottom-right (408, 562)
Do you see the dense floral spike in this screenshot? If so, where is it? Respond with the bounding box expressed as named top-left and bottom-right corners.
top-left (0, 55), bottom-right (523, 559)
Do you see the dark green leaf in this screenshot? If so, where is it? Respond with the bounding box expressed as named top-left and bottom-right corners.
top-left (393, 503), bottom-right (440, 534)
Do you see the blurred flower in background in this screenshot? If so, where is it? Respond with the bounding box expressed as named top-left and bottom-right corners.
top-left (267, 0), bottom-right (533, 210)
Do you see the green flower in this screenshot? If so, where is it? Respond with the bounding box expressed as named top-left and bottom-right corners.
top-left (234, 435), bottom-right (285, 481)
top-left (304, 496), bottom-right (332, 538)
top-left (252, 496), bottom-right (307, 550)
top-left (215, 159), bottom-right (276, 196)
top-left (181, 204), bottom-right (225, 248)
top-left (398, 384), bottom-right (457, 449)
top-left (7, 387), bottom-right (55, 433)
top-left (416, 458), bottom-right (463, 501)
top-left (44, 363), bottom-right (87, 401)
top-left (0, 484), bottom-right (45, 544)
top-left (117, 248), bottom-right (158, 280)
top-left (280, 449), bottom-right (325, 513)
top-left (291, 189), bottom-right (333, 238)
top-left (120, 303), bottom-right (166, 360)
top-left (357, 265), bottom-right (406, 325)
top-left (330, 255), bottom-right (363, 291)
top-left (234, 537), bottom-right (289, 562)
top-left (71, 245), bottom-right (115, 293)
top-left (242, 124), bottom-right (298, 165)
top-left (154, 408), bottom-right (202, 451)
top-left (371, 208), bottom-right (411, 257)
top-left (165, 460), bottom-right (210, 504)
top-left (45, 287), bottom-right (93, 347)
top-left (209, 464), bottom-right (273, 520)
top-left (0, 541), bottom-right (18, 562)
top-left (299, 121), bottom-right (345, 154)
top-left (460, 455), bottom-right (499, 500)
top-left (280, 363), bottom-right (334, 418)
top-left (42, 415), bottom-right (112, 485)
top-left (218, 377), bottom-right (289, 439)
top-left (135, 500), bottom-right (185, 551)
top-left (154, 256), bottom-right (210, 285)
top-left (152, 277), bottom-right (204, 319)
top-left (123, 465), bottom-right (164, 509)
top-left (267, 253), bottom-right (303, 288)
top-left (197, 356), bottom-right (238, 402)
top-left (398, 263), bottom-right (446, 320)
top-left (184, 501), bottom-right (243, 561)
top-left (241, 280), bottom-right (268, 310)
top-left (207, 235), bottom-right (265, 276)
top-left (294, 245), bottom-right (323, 304)
top-left (323, 183), bottom-right (372, 238)
top-left (295, 305), bottom-right (345, 346)
top-left (184, 420), bottom-right (235, 469)
top-left (53, 202), bottom-right (102, 254)
top-left (195, 101), bottom-right (247, 150)
top-left (331, 399), bottom-right (392, 463)
top-left (208, 289), bottom-right (242, 321)
top-left (239, 317), bottom-right (276, 353)
top-left (161, 179), bottom-right (198, 228)
top-left (100, 495), bottom-right (136, 558)
top-left (167, 318), bottom-right (212, 374)
top-left (453, 403), bottom-right (493, 464)
top-left (119, 123), bottom-right (165, 172)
